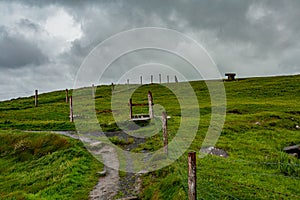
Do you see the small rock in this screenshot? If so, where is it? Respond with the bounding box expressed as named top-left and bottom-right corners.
top-left (255, 121), bottom-right (261, 126)
top-left (296, 125), bottom-right (300, 129)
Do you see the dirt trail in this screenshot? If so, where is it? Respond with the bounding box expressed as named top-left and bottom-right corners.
top-left (89, 143), bottom-right (120, 200)
top-left (51, 131), bottom-right (143, 200)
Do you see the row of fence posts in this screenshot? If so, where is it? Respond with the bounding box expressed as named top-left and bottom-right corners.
top-left (129, 74), bottom-right (178, 86)
top-left (34, 86), bottom-right (197, 199)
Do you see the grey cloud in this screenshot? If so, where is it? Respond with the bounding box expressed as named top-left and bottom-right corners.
top-left (0, 27), bottom-right (48, 69)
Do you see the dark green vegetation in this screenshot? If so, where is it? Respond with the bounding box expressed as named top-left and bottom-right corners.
top-left (0, 131), bottom-right (103, 199)
top-left (0, 75), bottom-right (299, 199)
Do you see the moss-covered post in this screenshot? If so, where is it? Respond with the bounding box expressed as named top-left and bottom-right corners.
top-left (65, 89), bottom-right (69, 103)
top-left (148, 91), bottom-right (154, 119)
top-left (162, 111), bottom-right (168, 154)
top-left (129, 98), bottom-right (133, 119)
top-left (188, 152), bottom-right (197, 200)
top-left (34, 89), bottom-right (38, 107)
top-left (69, 96), bottom-right (73, 122)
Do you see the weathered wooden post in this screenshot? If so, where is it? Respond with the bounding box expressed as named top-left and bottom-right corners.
top-left (65, 89), bottom-right (69, 103)
top-left (148, 91), bottom-right (154, 119)
top-left (159, 74), bottom-right (162, 84)
top-left (92, 84), bottom-right (95, 98)
top-left (69, 96), bottom-right (73, 122)
top-left (111, 83), bottom-right (115, 91)
top-left (175, 75), bottom-right (178, 83)
top-left (140, 76), bottom-right (143, 85)
top-left (167, 75), bottom-right (169, 83)
top-left (127, 79), bottom-right (130, 89)
top-left (34, 89), bottom-right (38, 107)
top-left (151, 75), bottom-right (153, 84)
top-left (129, 98), bottom-right (133, 119)
top-left (162, 111), bottom-right (168, 155)
top-left (188, 152), bottom-right (197, 200)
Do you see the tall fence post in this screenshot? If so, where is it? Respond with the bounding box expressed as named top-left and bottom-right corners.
top-left (92, 84), bottom-right (95, 98)
top-left (162, 111), bottom-right (168, 154)
top-left (129, 98), bottom-right (133, 119)
top-left (159, 74), bottom-right (162, 84)
top-left (148, 91), bottom-right (154, 119)
top-left (175, 75), bottom-right (178, 83)
top-left (35, 89), bottom-right (38, 107)
top-left (69, 96), bottom-right (73, 122)
top-left (65, 89), bottom-right (69, 103)
top-left (188, 152), bottom-right (197, 200)
top-left (151, 75), bottom-right (153, 84)
top-left (140, 76), bottom-right (143, 85)
top-left (167, 75), bottom-right (169, 83)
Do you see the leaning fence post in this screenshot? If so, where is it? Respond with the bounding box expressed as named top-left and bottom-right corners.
top-left (148, 91), bottom-right (154, 119)
top-left (65, 89), bottom-right (69, 103)
top-left (129, 98), bottom-right (133, 119)
top-left (162, 111), bottom-right (168, 154)
top-left (35, 89), bottom-right (38, 107)
top-left (175, 75), bottom-right (178, 83)
top-left (69, 96), bottom-right (73, 122)
top-left (188, 152), bottom-right (197, 200)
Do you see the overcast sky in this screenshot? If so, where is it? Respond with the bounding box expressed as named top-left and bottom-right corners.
top-left (0, 0), bottom-right (299, 100)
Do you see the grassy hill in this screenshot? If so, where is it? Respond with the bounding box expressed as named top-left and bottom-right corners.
top-left (0, 75), bottom-right (299, 199)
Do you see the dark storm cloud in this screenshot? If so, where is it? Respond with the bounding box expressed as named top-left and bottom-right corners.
top-left (0, 27), bottom-right (48, 69)
top-left (0, 0), bottom-right (300, 100)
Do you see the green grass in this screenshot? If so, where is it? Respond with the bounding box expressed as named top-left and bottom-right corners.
top-left (0, 130), bottom-right (103, 200)
top-left (0, 75), bottom-right (299, 199)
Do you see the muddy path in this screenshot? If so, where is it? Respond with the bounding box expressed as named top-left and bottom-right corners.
top-left (50, 131), bottom-right (145, 200)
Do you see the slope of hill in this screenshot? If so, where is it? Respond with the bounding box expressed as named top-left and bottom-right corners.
top-left (0, 75), bottom-right (299, 199)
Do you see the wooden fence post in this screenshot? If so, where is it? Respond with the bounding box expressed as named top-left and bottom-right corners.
top-left (159, 74), bottom-right (162, 84)
top-left (148, 91), bottom-right (154, 119)
top-left (35, 89), bottom-right (38, 107)
top-left (175, 75), bottom-right (178, 83)
top-left (69, 96), bottom-right (73, 122)
top-left (140, 76), bottom-right (143, 85)
top-left (151, 75), bottom-right (153, 84)
top-left (129, 98), bottom-right (133, 119)
top-left (167, 75), bottom-right (169, 83)
top-left (65, 89), bottom-right (69, 103)
top-left (92, 84), bottom-right (95, 98)
top-left (188, 152), bottom-right (197, 200)
top-left (127, 79), bottom-right (130, 89)
top-left (162, 111), bottom-right (168, 154)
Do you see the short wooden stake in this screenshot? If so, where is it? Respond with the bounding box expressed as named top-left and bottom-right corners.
top-left (111, 83), bottom-right (115, 91)
top-left (69, 96), bottom-right (73, 122)
top-left (162, 111), bottom-right (168, 154)
top-left (148, 91), bottom-right (154, 119)
top-left (188, 152), bottom-right (197, 200)
top-left (151, 75), bottom-right (153, 84)
top-left (34, 89), bottom-right (38, 107)
top-left (129, 98), bottom-right (133, 119)
top-left (167, 75), bottom-right (169, 83)
top-left (159, 74), bottom-right (161, 84)
top-left (65, 89), bottom-right (69, 103)
top-left (140, 76), bottom-right (143, 85)
top-left (92, 84), bottom-right (95, 98)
